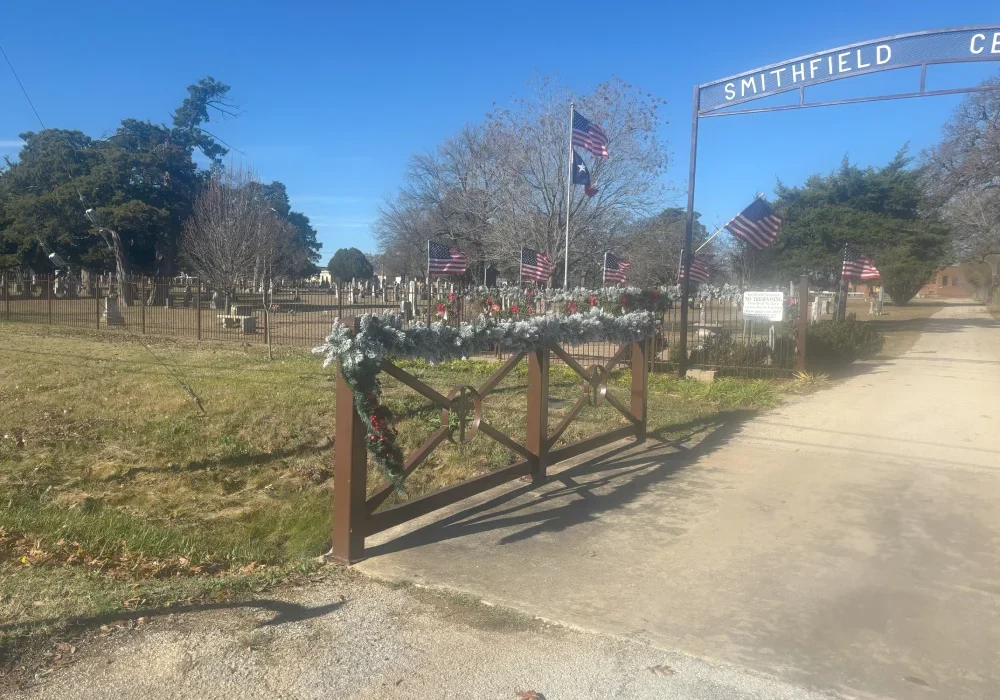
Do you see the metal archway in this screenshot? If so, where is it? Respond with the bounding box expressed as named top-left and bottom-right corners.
top-left (679, 26), bottom-right (1000, 373)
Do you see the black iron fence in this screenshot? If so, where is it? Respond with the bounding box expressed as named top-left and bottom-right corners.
top-left (1, 272), bottom-right (799, 378)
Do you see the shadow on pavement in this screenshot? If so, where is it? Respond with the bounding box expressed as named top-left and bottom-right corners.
top-left (364, 410), bottom-right (756, 559)
top-left (0, 598), bottom-right (345, 638)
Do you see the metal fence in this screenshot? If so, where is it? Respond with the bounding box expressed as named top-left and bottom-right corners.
top-left (1, 272), bottom-right (799, 378)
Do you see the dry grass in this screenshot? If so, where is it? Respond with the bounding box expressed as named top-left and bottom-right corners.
top-left (0, 321), bottom-right (785, 658)
top-left (847, 298), bottom-right (948, 358)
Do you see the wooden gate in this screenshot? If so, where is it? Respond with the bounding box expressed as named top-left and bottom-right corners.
top-left (332, 320), bottom-right (650, 562)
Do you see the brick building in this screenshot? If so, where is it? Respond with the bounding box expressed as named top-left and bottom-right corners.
top-left (917, 266), bottom-right (976, 299)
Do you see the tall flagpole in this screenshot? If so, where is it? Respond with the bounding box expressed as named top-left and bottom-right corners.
top-left (564, 103), bottom-right (575, 289)
top-left (519, 246), bottom-right (523, 286)
top-left (602, 251), bottom-right (608, 287)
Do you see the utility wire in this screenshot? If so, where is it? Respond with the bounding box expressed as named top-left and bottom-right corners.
top-left (0, 41), bottom-right (206, 415)
top-left (0, 43), bottom-right (47, 129)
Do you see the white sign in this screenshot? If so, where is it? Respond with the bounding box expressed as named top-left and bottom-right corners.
top-left (743, 291), bottom-right (784, 323)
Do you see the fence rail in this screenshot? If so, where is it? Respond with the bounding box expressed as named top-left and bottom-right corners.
top-left (1, 272), bottom-right (806, 379)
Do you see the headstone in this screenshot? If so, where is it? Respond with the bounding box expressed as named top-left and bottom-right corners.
top-left (400, 300), bottom-right (413, 322)
top-left (485, 264), bottom-right (499, 287)
top-left (811, 297), bottom-right (821, 322)
top-left (184, 286), bottom-right (193, 308)
top-left (103, 297), bottom-right (124, 326)
top-left (687, 368), bottom-right (716, 383)
top-left (768, 324), bottom-right (776, 350)
top-left (164, 296), bottom-right (173, 308)
top-left (211, 291), bottom-right (220, 310)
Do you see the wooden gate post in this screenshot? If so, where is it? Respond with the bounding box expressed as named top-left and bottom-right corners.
top-left (526, 346), bottom-right (550, 482)
top-left (797, 274), bottom-right (809, 372)
top-left (332, 317), bottom-right (368, 563)
top-left (631, 338), bottom-right (649, 443)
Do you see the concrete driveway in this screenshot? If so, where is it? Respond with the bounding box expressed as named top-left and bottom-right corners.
top-left (360, 302), bottom-right (1000, 699)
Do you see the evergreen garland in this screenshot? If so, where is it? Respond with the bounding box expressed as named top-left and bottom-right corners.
top-left (315, 309), bottom-right (657, 487)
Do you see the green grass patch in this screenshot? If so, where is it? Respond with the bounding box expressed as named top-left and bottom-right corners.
top-left (0, 322), bottom-right (788, 657)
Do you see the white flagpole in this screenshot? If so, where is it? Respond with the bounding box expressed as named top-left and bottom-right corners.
top-left (564, 103), bottom-right (575, 289)
top-left (694, 192), bottom-right (766, 254)
top-left (519, 246), bottom-right (523, 286)
top-left (603, 251), bottom-right (608, 287)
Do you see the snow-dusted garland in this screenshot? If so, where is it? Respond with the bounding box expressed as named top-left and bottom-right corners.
top-left (314, 308), bottom-right (657, 487)
top-left (464, 283), bottom-right (745, 309)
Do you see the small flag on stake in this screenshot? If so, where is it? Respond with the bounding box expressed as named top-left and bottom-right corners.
top-left (521, 247), bottom-right (553, 284)
top-left (842, 245), bottom-right (880, 280)
top-left (603, 252), bottom-right (631, 285)
top-left (428, 241), bottom-right (469, 275)
top-left (679, 255), bottom-right (710, 284)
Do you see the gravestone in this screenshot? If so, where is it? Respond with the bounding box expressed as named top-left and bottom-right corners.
top-left (103, 297), bottom-right (124, 326)
top-left (485, 265), bottom-right (499, 287)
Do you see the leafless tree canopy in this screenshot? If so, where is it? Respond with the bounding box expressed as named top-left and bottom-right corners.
top-left (181, 165), bottom-right (303, 296)
top-left (374, 76), bottom-right (670, 284)
top-left (922, 75), bottom-right (1000, 261)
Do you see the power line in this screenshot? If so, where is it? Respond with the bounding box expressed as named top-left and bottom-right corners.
top-left (0, 43), bottom-right (47, 130)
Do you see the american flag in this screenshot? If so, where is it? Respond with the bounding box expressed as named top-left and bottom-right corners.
top-left (860, 256), bottom-right (881, 280)
top-left (603, 252), bottom-right (631, 285)
top-left (428, 241), bottom-right (469, 275)
top-left (725, 197), bottom-right (784, 249)
top-left (842, 245), bottom-right (880, 280)
top-left (572, 110), bottom-right (609, 159)
top-left (680, 255), bottom-right (710, 284)
top-left (520, 247), bottom-right (553, 284)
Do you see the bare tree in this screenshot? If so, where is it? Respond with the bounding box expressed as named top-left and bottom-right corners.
top-left (181, 164), bottom-right (279, 310)
top-left (922, 74), bottom-right (1000, 261)
top-left (374, 76), bottom-right (670, 285)
top-left (623, 208), bottom-right (715, 287)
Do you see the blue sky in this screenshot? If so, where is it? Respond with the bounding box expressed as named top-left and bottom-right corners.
top-left (1, 1), bottom-right (998, 261)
